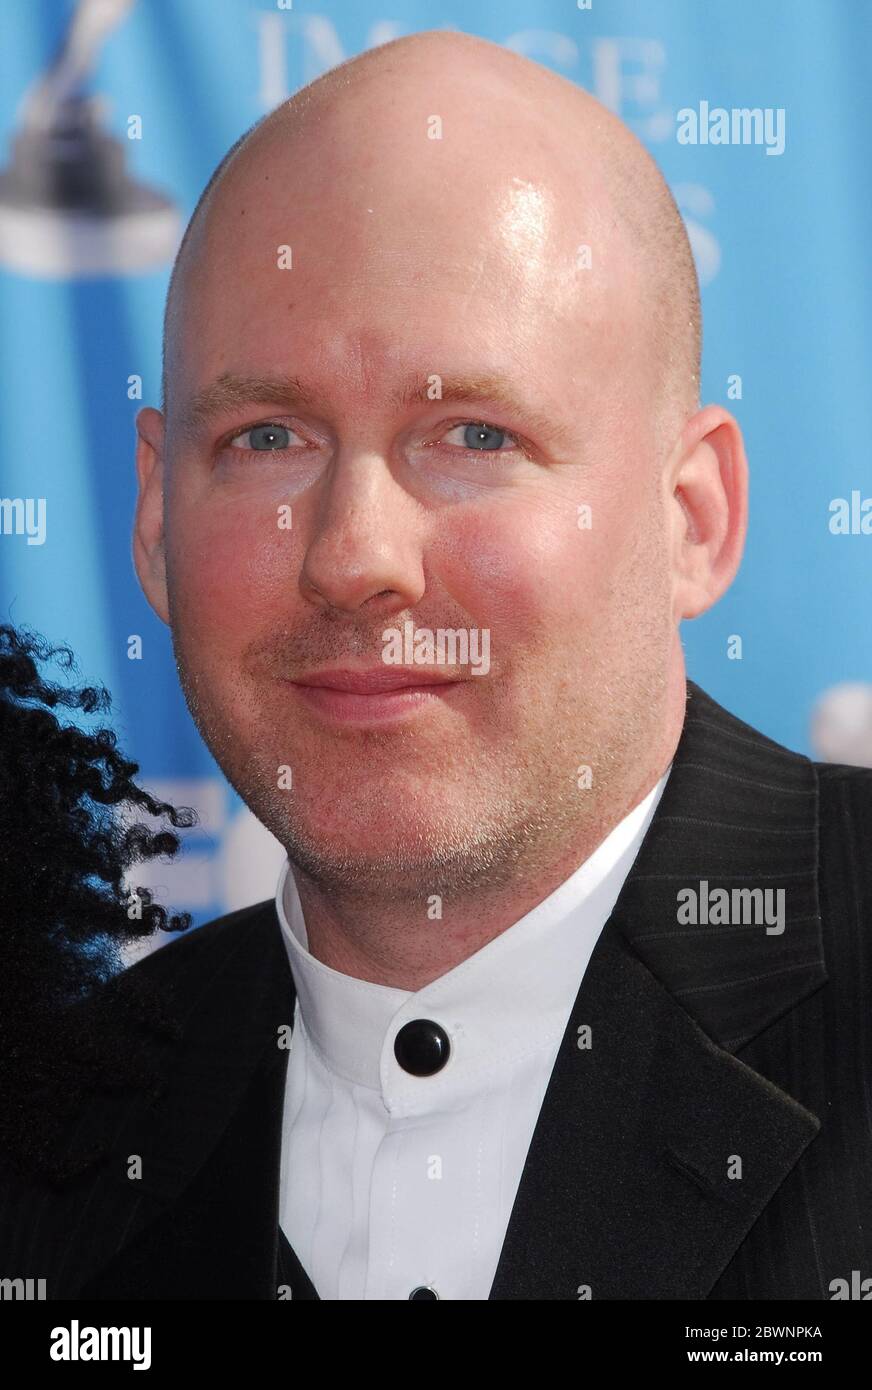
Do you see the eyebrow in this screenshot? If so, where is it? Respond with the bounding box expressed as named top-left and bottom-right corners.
top-left (176, 371), bottom-right (575, 450)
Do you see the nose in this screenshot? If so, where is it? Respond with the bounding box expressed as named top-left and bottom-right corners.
top-left (299, 449), bottom-right (426, 616)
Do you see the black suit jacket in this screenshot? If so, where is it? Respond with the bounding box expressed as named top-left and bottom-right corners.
top-left (2, 680), bottom-right (871, 1300)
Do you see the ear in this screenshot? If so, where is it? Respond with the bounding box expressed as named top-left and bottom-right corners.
top-left (667, 404), bottom-right (749, 622)
top-left (132, 406), bottom-right (170, 625)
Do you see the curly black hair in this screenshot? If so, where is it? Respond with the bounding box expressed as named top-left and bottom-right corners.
top-left (0, 623), bottom-right (196, 1187)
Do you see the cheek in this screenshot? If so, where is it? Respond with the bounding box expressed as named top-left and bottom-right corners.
top-left (435, 508), bottom-right (541, 633)
top-left (167, 498), bottom-right (292, 652)
top-left (439, 496), bottom-right (620, 638)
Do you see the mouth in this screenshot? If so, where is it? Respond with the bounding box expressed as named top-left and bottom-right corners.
top-left (286, 667), bottom-right (465, 725)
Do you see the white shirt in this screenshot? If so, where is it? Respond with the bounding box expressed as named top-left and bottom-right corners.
top-left (276, 768), bottom-right (670, 1300)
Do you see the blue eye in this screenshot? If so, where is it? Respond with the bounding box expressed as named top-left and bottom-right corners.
top-left (446, 422), bottom-right (516, 451)
top-left (230, 423), bottom-right (295, 451)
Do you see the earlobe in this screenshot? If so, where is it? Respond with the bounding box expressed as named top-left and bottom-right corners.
top-left (670, 406), bottom-right (749, 622)
top-left (132, 406), bottom-right (171, 626)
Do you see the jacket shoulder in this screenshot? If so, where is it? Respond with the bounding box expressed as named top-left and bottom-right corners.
top-left (684, 680), bottom-right (810, 765)
top-left (814, 757), bottom-right (872, 787)
top-left (122, 897), bottom-right (280, 987)
top-left (814, 758), bottom-right (872, 839)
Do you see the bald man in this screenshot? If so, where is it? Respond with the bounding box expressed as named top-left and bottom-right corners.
top-left (3, 30), bottom-right (872, 1303)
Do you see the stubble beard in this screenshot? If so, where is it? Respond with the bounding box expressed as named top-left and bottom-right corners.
top-left (169, 599), bottom-right (671, 910)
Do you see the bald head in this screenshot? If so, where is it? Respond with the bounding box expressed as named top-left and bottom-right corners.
top-left (160, 30), bottom-right (700, 449)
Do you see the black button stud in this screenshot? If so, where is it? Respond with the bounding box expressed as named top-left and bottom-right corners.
top-left (394, 1019), bottom-right (450, 1076)
top-left (409, 1286), bottom-right (440, 1300)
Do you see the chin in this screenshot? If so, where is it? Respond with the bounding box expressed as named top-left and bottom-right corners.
top-left (286, 816), bottom-right (438, 864)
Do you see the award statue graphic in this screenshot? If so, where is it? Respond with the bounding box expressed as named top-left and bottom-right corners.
top-left (0, 0), bottom-right (179, 277)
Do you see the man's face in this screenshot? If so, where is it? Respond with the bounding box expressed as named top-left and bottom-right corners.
top-left (149, 112), bottom-right (675, 897)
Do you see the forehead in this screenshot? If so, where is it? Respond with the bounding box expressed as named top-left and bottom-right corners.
top-left (167, 121), bottom-right (649, 424)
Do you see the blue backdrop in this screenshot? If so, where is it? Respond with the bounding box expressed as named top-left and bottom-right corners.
top-left (2, 0), bottom-right (870, 929)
